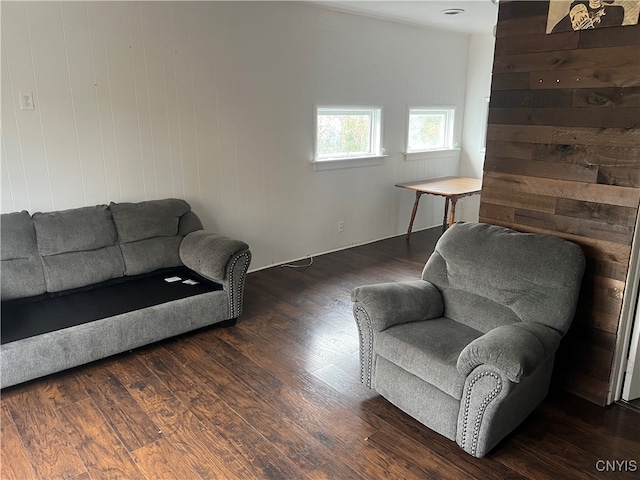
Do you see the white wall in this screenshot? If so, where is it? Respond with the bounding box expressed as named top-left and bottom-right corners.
top-left (1, 1), bottom-right (470, 270)
top-left (459, 32), bottom-right (495, 222)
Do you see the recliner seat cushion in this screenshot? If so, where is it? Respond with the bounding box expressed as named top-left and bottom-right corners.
top-left (376, 318), bottom-right (483, 399)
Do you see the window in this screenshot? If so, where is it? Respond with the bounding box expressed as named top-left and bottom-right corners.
top-left (315, 106), bottom-right (383, 162)
top-left (406, 108), bottom-right (455, 153)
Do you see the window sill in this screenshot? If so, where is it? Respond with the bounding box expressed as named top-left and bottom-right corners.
top-left (312, 155), bottom-right (388, 171)
top-left (403, 148), bottom-right (460, 161)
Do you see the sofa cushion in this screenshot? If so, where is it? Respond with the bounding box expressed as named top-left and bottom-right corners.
top-left (2, 258), bottom-right (47, 301)
top-left (33, 205), bottom-right (118, 255)
top-left (119, 237), bottom-right (184, 276)
top-left (2, 210), bottom-right (39, 260)
top-left (33, 206), bottom-right (124, 292)
top-left (110, 199), bottom-right (202, 276)
top-left (40, 247), bottom-right (126, 292)
top-left (178, 210), bottom-right (204, 235)
top-left (376, 318), bottom-right (483, 399)
top-left (110, 199), bottom-right (190, 243)
top-left (1, 211), bottom-right (47, 300)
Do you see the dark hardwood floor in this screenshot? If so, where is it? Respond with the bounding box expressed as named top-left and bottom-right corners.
top-left (2, 227), bottom-right (639, 479)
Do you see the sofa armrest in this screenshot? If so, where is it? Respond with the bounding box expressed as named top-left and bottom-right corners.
top-left (180, 231), bottom-right (249, 283)
top-left (351, 280), bottom-right (444, 333)
top-left (457, 322), bottom-right (562, 383)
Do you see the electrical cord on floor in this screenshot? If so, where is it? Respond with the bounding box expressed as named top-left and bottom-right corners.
top-left (280, 256), bottom-right (314, 269)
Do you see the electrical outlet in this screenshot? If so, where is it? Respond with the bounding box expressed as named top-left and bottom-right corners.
top-left (337, 220), bottom-right (345, 233)
top-left (20, 92), bottom-right (35, 111)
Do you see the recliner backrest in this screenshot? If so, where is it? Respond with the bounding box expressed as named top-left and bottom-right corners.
top-left (422, 222), bottom-right (585, 334)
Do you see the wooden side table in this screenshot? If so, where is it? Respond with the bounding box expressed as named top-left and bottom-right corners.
top-left (396, 176), bottom-right (482, 238)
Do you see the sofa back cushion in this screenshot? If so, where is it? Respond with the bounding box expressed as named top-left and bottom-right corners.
top-left (1, 211), bottom-right (47, 300)
top-left (32, 205), bottom-right (125, 292)
top-left (1, 198), bottom-right (204, 297)
top-left (422, 222), bottom-right (585, 335)
top-left (110, 199), bottom-right (203, 276)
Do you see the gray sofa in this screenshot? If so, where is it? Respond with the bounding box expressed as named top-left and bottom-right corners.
top-left (1, 199), bottom-right (251, 389)
top-left (352, 222), bottom-right (585, 457)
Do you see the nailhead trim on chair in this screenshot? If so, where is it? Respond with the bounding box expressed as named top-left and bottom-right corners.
top-left (228, 251), bottom-right (251, 319)
top-left (354, 305), bottom-right (374, 388)
top-left (460, 371), bottom-right (502, 456)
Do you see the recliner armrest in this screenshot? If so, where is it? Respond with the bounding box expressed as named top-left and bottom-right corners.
top-left (457, 322), bottom-right (562, 383)
top-left (180, 231), bottom-right (249, 282)
top-left (351, 280), bottom-right (444, 332)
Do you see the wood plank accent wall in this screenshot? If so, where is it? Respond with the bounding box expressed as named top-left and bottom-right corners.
top-left (481, 1), bottom-right (640, 406)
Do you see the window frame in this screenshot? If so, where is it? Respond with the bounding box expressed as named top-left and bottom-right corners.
top-left (312, 105), bottom-right (386, 170)
top-left (404, 106), bottom-right (457, 160)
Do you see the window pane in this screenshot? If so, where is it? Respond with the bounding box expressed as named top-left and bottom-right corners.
top-left (317, 113), bottom-right (371, 157)
top-left (408, 113), bottom-right (446, 151)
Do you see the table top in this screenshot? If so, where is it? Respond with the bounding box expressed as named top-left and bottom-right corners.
top-left (395, 176), bottom-right (482, 197)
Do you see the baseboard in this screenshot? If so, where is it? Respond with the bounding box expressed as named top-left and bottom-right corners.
top-left (247, 225), bottom-right (442, 274)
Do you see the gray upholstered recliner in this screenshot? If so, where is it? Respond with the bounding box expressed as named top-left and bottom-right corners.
top-left (351, 222), bottom-right (585, 457)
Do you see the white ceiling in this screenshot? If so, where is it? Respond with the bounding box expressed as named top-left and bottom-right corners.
top-left (311, 0), bottom-right (499, 35)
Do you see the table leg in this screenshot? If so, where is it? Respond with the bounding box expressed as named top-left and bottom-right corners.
top-left (442, 197), bottom-right (450, 233)
top-left (407, 191), bottom-right (423, 239)
top-left (449, 197), bottom-right (458, 229)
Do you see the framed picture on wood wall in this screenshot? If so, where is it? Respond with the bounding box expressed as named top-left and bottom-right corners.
top-left (547, 0), bottom-right (640, 33)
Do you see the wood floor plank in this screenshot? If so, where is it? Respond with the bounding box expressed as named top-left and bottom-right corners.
top-left (41, 371), bottom-right (89, 410)
top-left (69, 473), bottom-right (91, 480)
top-left (57, 398), bottom-right (145, 480)
top-left (83, 371), bottom-right (162, 452)
top-left (189, 346), bottom-right (435, 480)
top-left (536, 394), bottom-right (640, 460)
top-left (110, 355), bottom-right (195, 437)
top-left (170, 340), bottom-right (360, 478)
top-left (0, 404), bottom-right (37, 480)
top-left (3, 388), bottom-right (87, 479)
top-left (364, 425), bottom-right (469, 479)
top-left (168, 338), bottom-right (385, 478)
top-left (510, 431), bottom-right (607, 480)
top-left (136, 346), bottom-right (259, 479)
top-left (112, 356), bottom-right (258, 480)
top-left (215, 313), bottom-right (332, 378)
top-left (173, 341), bottom-right (363, 480)
top-left (188, 333), bottom-right (379, 447)
top-left (166, 411), bottom-right (261, 480)
top-left (131, 438), bottom-right (202, 480)
top-left (142, 343), bottom-right (311, 480)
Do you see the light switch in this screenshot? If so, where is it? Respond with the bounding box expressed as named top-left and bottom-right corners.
top-left (20, 92), bottom-right (34, 111)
